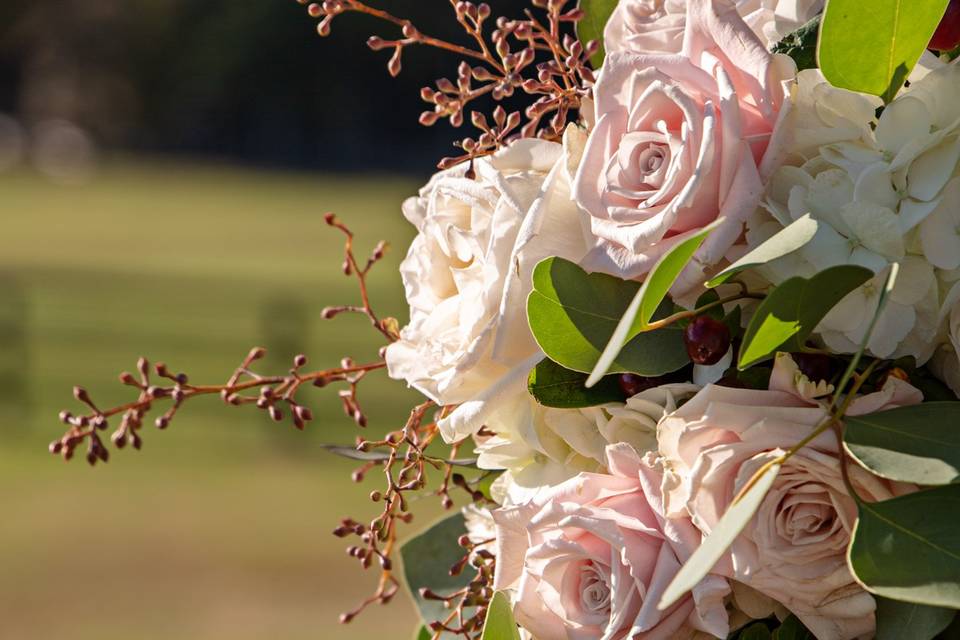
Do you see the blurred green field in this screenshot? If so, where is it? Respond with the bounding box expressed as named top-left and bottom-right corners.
top-left (0, 160), bottom-right (443, 639)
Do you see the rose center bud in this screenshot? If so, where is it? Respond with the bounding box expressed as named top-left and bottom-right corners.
top-left (579, 561), bottom-right (613, 617)
top-left (776, 485), bottom-right (842, 545)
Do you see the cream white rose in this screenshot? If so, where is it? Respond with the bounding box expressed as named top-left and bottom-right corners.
top-left (475, 383), bottom-right (700, 502)
top-left (385, 133), bottom-right (590, 442)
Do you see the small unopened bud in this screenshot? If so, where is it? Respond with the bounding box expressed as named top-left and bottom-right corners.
top-left (269, 406), bottom-right (283, 422)
top-left (155, 416), bottom-right (170, 430)
top-left (387, 47), bottom-right (402, 77)
top-left (49, 440), bottom-right (63, 455)
top-left (294, 354), bottom-right (307, 368)
top-left (366, 36), bottom-right (386, 51)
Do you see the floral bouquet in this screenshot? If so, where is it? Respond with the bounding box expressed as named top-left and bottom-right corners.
top-left (49, 0), bottom-right (960, 638)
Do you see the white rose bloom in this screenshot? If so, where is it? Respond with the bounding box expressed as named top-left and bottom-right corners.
top-left (750, 64), bottom-right (960, 361)
top-left (385, 131), bottom-right (591, 443)
top-left (475, 383), bottom-right (700, 502)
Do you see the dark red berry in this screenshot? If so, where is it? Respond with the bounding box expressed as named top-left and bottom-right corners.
top-left (930, 0), bottom-right (960, 51)
top-left (619, 374), bottom-right (657, 397)
top-left (683, 316), bottom-right (731, 366)
top-left (791, 352), bottom-right (834, 384)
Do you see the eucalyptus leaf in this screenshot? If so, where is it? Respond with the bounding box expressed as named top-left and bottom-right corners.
top-left (318, 444), bottom-right (392, 462)
top-left (659, 462), bottom-right (781, 610)
top-left (772, 615), bottom-right (814, 640)
top-left (844, 402), bottom-right (960, 485)
top-left (738, 623), bottom-right (773, 640)
top-left (527, 257), bottom-right (688, 377)
top-left (771, 15), bottom-right (821, 72)
top-left (528, 357), bottom-right (624, 408)
top-left (319, 444), bottom-right (477, 468)
top-left (401, 513), bottom-right (472, 633)
top-left (738, 265), bottom-right (873, 369)
top-left (707, 215), bottom-right (817, 288)
top-left (414, 626), bottom-right (431, 640)
top-left (481, 591), bottom-right (521, 640)
top-left (875, 597), bottom-right (956, 640)
top-left (819, 0), bottom-right (950, 102)
top-left (848, 484), bottom-right (960, 609)
top-left (587, 220), bottom-right (721, 386)
top-left (577, 0), bottom-right (619, 68)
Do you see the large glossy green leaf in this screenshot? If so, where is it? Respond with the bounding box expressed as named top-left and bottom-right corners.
top-left (819, 0), bottom-right (950, 102)
top-left (527, 357), bottom-right (623, 408)
top-left (527, 257), bottom-right (688, 377)
top-left (875, 597), bottom-right (956, 640)
top-left (401, 514), bottom-right (472, 634)
top-left (586, 220), bottom-right (720, 386)
top-left (481, 591), bottom-right (521, 640)
top-left (845, 402), bottom-right (960, 485)
top-left (577, 0), bottom-right (619, 68)
top-left (707, 215), bottom-right (817, 288)
top-left (738, 265), bottom-right (873, 369)
top-left (659, 462), bottom-right (781, 610)
top-left (848, 485), bottom-right (960, 608)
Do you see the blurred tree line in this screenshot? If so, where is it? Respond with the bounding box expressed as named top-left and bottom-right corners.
top-left (0, 0), bottom-right (518, 172)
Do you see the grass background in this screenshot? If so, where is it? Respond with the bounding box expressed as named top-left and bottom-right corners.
top-left (0, 160), bottom-right (444, 639)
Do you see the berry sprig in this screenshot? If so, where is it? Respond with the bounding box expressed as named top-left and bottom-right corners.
top-left (297, 0), bottom-right (597, 172)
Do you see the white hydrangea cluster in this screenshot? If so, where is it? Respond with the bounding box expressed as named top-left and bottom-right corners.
top-left (749, 62), bottom-right (960, 364)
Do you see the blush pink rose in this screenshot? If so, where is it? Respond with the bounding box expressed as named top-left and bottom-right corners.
top-left (492, 444), bottom-right (731, 640)
top-left (604, 0), bottom-right (689, 55)
top-left (574, 0), bottom-right (792, 292)
top-left (657, 355), bottom-right (923, 640)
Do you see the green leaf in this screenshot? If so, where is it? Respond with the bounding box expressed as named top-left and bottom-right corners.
top-left (707, 214), bottom-right (818, 288)
top-left (738, 265), bottom-right (873, 370)
top-left (844, 402), bottom-right (960, 485)
top-left (527, 357), bottom-right (623, 408)
top-left (659, 462), bottom-right (781, 610)
top-left (319, 444), bottom-right (477, 468)
top-left (819, 0), bottom-right (950, 102)
top-left (401, 514), bottom-right (472, 633)
top-left (577, 0), bottom-right (619, 68)
top-left (875, 597), bottom-right (956, 640)
top-left (414, 626), bottom-right (432, 640)
top-left (939, 611), bottom-right (960, 638)
top-left (527, 257), bottom-right (688, 377)
top-left (772, 616), bottom-right (814, 640)
top-left (848, 484), bottom-right (960, 609)
top-left (738, 623), bottom-right (773, 640)
top-left (771, 15), bottom-right (822, 72)
top-left (481, 591), bottom-right (521, 640)
top-left (586, 220), bottom-right (721, 386)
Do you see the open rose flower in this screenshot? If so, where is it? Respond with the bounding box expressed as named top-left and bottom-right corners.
top-left (493, 444), bottom-right (731, 639)
top-left (658, 354), bottom-right (923, 640)
top-left (605, 0), bottom-right (823, 55)
top-left (385, 132), bottom-right (590, 442)
top-left (575, 0), bottom-right (792, 293)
